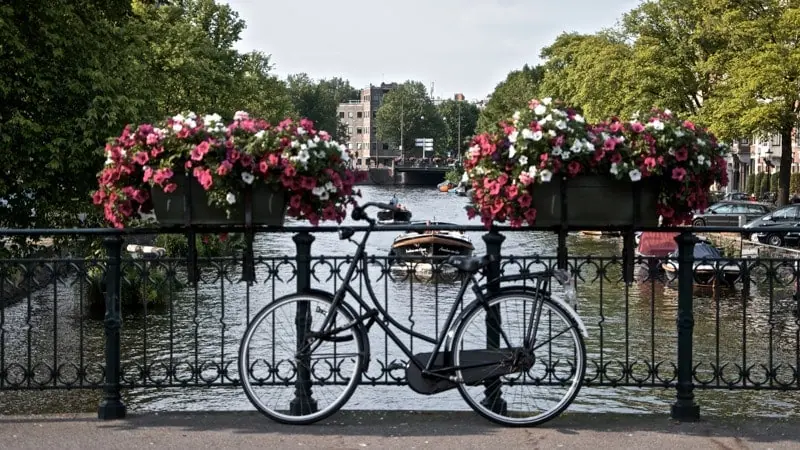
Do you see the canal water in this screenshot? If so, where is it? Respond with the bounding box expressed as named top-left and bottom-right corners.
top-left (2, 185), bottom-right (800, 417)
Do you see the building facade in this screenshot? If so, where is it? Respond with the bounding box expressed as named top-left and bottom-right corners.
top-left (336, 83), bottom-right (398, 168)
top-left (729, 130), bottom-right (800, 194)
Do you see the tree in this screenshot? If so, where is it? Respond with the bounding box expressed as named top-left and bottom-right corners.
top-left (476, 65), bottom-right (544, 133)
top-left (538, 33), bottom-right (645, 122)
top-left (701, 0), bottom-right (800, 206)
top-left (376, 81), bottom-right (446, 157)
top-left (286, 74), bottom-right (359, 140)
top-left (437, 99), bottom-right (480, 158)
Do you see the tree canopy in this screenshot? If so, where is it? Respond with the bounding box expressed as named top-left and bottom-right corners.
top-left (476, 65), bottom-right (545, 133)
top-left (376, 81), bottom-right (447, 156)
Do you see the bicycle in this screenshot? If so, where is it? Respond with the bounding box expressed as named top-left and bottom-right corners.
top-left (238, 202), bottom-right (589, 426)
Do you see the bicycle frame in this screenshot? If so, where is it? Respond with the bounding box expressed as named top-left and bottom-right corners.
top-left (312, 207), bottom-right (551, 381)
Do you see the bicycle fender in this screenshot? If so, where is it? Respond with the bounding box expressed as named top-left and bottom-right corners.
top-left (303, 289), bottom-right (372, 373)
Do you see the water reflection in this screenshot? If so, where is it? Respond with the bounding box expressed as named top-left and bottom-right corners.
top-left (2, 185), bottom-right (800, 417)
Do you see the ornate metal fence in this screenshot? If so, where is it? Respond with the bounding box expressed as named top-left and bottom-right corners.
top-left (1, 225), bottom-right (800, 421)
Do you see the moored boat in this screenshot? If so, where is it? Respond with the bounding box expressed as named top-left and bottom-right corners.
top-left (378, 207), bottom-right (413, 223)
top-left (388, 222), bottom-right (474, 269)
top-left (636, 231), bottom-right (679, 272)
top-left (661, 241), bottom-right (740, 286)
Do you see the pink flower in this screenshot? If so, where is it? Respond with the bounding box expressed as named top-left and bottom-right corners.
top-left (610, 152), bottom-right (622, 164)
top-left (163, 183), bottom-right (177, 193)
top-left (608, 121), bottom-right (623, 133)
top-left (289, 195), bottom-right (302, 210)
top-left (683, 120), bottom-right (695, 130)
top-left (497, 173), bottom-right (509, 186)
top-left (630, 122), bottom-right (645, 133)
top-left (603, 137), bottom-right (617, 151)
top-left (92, 190), bottom-right (105, 205)
top-left (518, 172), bottom-right (533, 186)
top-left (146, 133), bottom-right (160, 145)
top-left (322, 205), bottom-right (338, 221)
top-left (153, 168), bottom-right (174, 185)
top-left (524, 209), bottom-right (537, 225)
top-left (193, 167), bottom-right (213, 190)
top-left (216, 160), bottom-right (233, 176)
top-left (143, 167), bottom-right (153, 182)
top-left (567, 161), bottom-right (582, 177)
top-left (150, 146), bottom-right (164, 158)
top-left (284, 165), bottom-right (297, 177)
top-left (133, 151), bottom-right (149, 165)
top-left (191, 141), bottom-right (211, 161)
top-left (300, 177), bottom-right (316, 190)
top-left (675, 148), bottom-right (688, 162)
top-left (505, 184), bottom-right (519, 199)
top-left (258, 160), bottom-right (268, 174)
top-left (518, 193), bottom-right (532, 208)
top-left (671, 167), bottom-right (687, 182)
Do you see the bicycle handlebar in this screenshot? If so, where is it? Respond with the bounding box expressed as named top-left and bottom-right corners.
top-left (351, 202), bottom-right (402, 223)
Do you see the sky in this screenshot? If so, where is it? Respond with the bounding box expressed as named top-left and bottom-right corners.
top-left (222, 0), bottom-right (641, 101)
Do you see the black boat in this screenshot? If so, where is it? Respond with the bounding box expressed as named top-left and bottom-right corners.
top-left (377, 208), bottom-right (413, 223)
top-left (388, 221), bottom-right (474, 268)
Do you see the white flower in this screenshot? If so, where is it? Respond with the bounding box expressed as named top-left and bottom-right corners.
top-left (461, 171), bottom-right (469, 182)
top-left (307, 139), bottom-right (317, 149)
top-left (508, 131), bottom-right (518, 143)
top-left (551, 147), bottom-right (563, 157)
top-left (187, 112), bottom-right (197, 119)
top-left (312, 186), bottom-right (330, 201)
top-left (532, 131), bottom-right (543, 141)
top-left (519, 155), bottom-right (528, 166)
top-left (234, 111), bottom-right (249, 121)
top-left (610, 163), bottom-right (619, 176)
top-left (296, 149), bottom-right (310, 165)
top-left (649, 120), bottom-right (665, 131)
top-left (521, 128), bottom-right (535, 140)
top-left (241, 172), bottom-right (254, 184)
top-left (469, 145), bottom-right (480, 157)
top-left (548, 129), bottom-right (557, 137)
top-left (325, 181), bottom-right (336, 192)
top-left (185, 118), bottom-right (197, 129)
top-left (291, 140), bottom-right (300, 148)
top-left (172, 123), bottom-right (183, 132)
top-left (105, 157), bottom-right (114, 166)
top-left (226, 192), bottom-right (236, 205)
top-left (527, 166), bottom-right (539, 177)
top-left (172, 114), bottom-right (185, 123)
top-left (539, 169), bottom-right (553, 183)
top-left (696, 138), bottom-right (706, 147)
top-left (664, 109), bottom-right (672, 115)
top-left (561, 151), bottom-right (571, 160)
top-left (203, 113), bottom-right (221, 124)
top-left (297, 126), bottom-right (307, 135)
top-left (512, 111), bottom-right (521, 121)
top-left (508, 144), bottom-right (517, 158)
top-left (570, 140), bottom-right (583, 153)
top-left (255, 130), bottom-right (265, 139)
top-left (542, 97), bottom-right (552, 105)
top-left (534, 104), bottom-right (547, 116)
top-left (574, 114), bottom-right (585, 123)
top-left (674, 130), bottom-right (685, 138)
top-left (629, 169), bottom-right (642, 182)
top-left (544, 114), bottom-right (553, 123)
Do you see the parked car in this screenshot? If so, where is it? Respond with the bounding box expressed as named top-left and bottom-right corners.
top-left (691, 201), bottom-right (774, 227)
top-left (743, 203), bottom-right (800, 246)
top-left (711, 191), bottom-right (752, 203)
top-left (752, 220), bottom-right (800, 247)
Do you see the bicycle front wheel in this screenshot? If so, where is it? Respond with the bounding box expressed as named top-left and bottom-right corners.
top-left (452, 291), bottom-right (586, 426)
top-left (238, 293), bottom-right (366, 425)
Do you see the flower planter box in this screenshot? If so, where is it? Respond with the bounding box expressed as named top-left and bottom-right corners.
top-left (531, 175), bottom-right (659, 227)
top-left (150, 176), bottom-right (286, 226)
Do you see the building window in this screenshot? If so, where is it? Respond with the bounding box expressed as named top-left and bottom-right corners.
top-left (356, 127), bottom-right (363, 134)
top-left (771, 134), bottom-right (781, 146)
top-left (382, 143), bottom-right (389, 150)
top-left (338, 112), bottom-right (344, 118)
top-left (348, 127), bottom-right (352, 134)
top-left (372, 127), bottom-right (377, 134)
top-left (357, 112), bottom-right (363, 118)
top-left (739, 137), bottom-right (750, 145)
top-left (371, 143), bottom-right (377, 150)
top-left (348, 112), bottom-right (353, 118)
top-left (356, 143), bottom-right (362, 149)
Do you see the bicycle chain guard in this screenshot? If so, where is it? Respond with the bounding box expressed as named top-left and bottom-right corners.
top-left (405, 348), bottom-right (525, 395)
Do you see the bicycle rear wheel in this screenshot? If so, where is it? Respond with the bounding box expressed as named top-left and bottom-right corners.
top-left (451, 291), bottom-right (586, 426)
top-left (238, 293), bottom-right (366, 424)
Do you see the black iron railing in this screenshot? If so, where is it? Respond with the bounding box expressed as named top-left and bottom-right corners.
top-left (1, 224), bottom-right (800, 421)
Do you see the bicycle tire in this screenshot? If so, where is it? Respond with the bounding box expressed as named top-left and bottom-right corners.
top-left (238, 292), bottom-right (366, 425)
top-left (451, 291), bottom-right (586, 427)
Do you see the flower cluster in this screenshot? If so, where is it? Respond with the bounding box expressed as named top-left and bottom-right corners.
top-left (464, 98), bottom-right (730, 228)
top-left (93, 112), bottom-right (364, 228)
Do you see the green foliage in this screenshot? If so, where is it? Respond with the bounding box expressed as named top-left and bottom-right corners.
top-left (285, 74), bottom-right (360, 142)
top-left (154, 233), bottom-right (245, 258)
top-left (0, 0), bottom-right (296, 233)
top-left (754, 173), bottom-right (764, 194)
top-left (771, 172), bottom-right (780, 193)
top-left (437, 99), bottom-right (480, 157)
top-left (376, 81), bottom-right (446, 157)
top-left (85, 262), bottom-right (181, 312)
top-left (476, 65), bottom-right (544, 133)
top-left (745, 174), bottom-right (755, 194)
top-left (791, 173), bottom-right (800, 195)
top-left (444, 166), bottom-right (464, 185)
top-left (760, 173), bottom-right (770, 194)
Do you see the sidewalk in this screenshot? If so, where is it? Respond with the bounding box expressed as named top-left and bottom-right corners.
top-left (0, 411), bottom-right (796, 449)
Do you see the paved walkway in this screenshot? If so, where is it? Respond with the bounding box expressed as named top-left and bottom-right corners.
top-left (0, 411), bottom-right (797, 449)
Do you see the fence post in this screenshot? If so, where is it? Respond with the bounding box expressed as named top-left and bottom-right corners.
top-left (481, 229), bottom-right (507, 415)
top-left (289, 231), bottom-right (318, 415)
top-left (671, 231), bottom-right (700, 420)
top-left (98, 235), bottom-right (126, 419)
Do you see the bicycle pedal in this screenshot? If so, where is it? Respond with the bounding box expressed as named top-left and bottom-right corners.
top-left (385, 362), bottom-right (406, 371)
